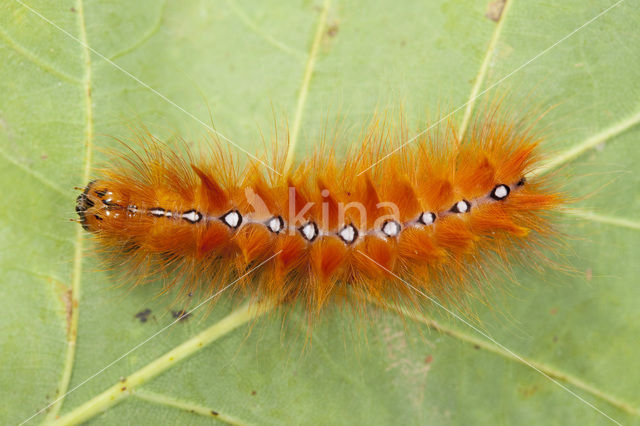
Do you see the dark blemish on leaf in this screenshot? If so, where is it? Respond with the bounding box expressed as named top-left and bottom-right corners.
top-left (211, 410), bottom-right (219, 416)
top-left (485, 0), bottom-right (506, 22)
top-left (251, 390), bottom-right (257, 396)
top-left (70, 7), bottom-right (76, 12)
top-left (327, 22), bottom-right (339, 38)
top-left (172, 310), bottom-right (191, 321)
top-left (121, 387), bottom-right (127, 391)
top-left (424, 355), bottom-right (433, 364)
top-left (135, 308), bottom-right (152, 323)
top-left (553, 335), bottom-right (558, 343)
top-left (474, 344), bottom-right (480, 350)
top-left (519, 384), bottom-right (539, 398)
top-left (61, 288), bottom-right (73, 335)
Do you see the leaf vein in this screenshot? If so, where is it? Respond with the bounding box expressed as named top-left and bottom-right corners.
top-left (49, 299), bottom-right (275, 426)
top-left (0, 146), bottom-right (71, 199)
top-left (44, 0), bottom-right (94, 421)
top-left (378, 299), bottom-right (639, 418)
top-left (225, 0), bottom-right (305, 59)
top-left (108, 0), bottom-right (167, 61)
top-left (561, 208), bottom-right (640, 231)
top-left (533, 108), bottom-right (640, 176)
top-left (458, 0), bottom-right (514, 139)
top-left (134, 388), bottom-right (248, 425)
top-left (0, 24), bottom-right (81, 84)
top-left (284, 0), bottom-right (331, 172)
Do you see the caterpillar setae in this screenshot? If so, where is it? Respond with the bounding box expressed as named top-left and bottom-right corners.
top-left (74, 111), bottom-right (562, 315)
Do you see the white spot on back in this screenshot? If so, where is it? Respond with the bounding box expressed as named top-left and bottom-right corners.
top-left (493, 184), bottom-right (509, 199)
top-left (223, 211), bottom-right (240, 228)
top-left (382, 221), bottom-right (400, 237)
top-left (456, 200), bottom-right (469, 213)
top-left (182, 210), bottom-right (201, 223)
top-left (420, 212), bottom-right (435, 225)
top-left (268, 217), bottom-right (283, 233)
top-left (301, 223), bottom-right (317, 241)
top-left (339, 225), bottom-right (357, 243)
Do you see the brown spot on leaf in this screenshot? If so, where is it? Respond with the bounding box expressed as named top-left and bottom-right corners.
top-left (586, 268), bottom-right (592, 281)
top-left (51, 276), bottom-right (74, 337)
top-left (211, 410), bottom-right (219, 416)
top-left (327, 22), bottom-right (339, 38)
top-left (63, 289), bottom-right (73, 334)
top-left (519, 384), bottom-right (539, 398)
top-left (424, 355), bottom-right (433, 364)
top-left (485, 0), bottom-right (506, 22)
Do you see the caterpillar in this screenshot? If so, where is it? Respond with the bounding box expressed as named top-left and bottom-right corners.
top-left (75, 113), bottom-right (562, 314)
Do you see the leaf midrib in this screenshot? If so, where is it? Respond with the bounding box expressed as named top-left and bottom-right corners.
top-left (44, 0), bottom-right (94, 421)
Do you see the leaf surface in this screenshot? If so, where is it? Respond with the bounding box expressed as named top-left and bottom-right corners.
top-left (0, 0), bottom-right (638, 424)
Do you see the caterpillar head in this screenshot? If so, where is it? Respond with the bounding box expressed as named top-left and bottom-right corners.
top-left (76, 180), bottom-right (128, 232)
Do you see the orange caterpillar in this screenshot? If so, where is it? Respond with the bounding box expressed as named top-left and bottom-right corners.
top-left (75, 114), bottom-right (562, 314)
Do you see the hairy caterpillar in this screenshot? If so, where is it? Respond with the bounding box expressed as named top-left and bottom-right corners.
top-left (75, 112), bottom-right (562, 314)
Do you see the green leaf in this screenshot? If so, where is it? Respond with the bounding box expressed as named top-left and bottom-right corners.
top-left (1, 0), bottom-right (638, 424)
